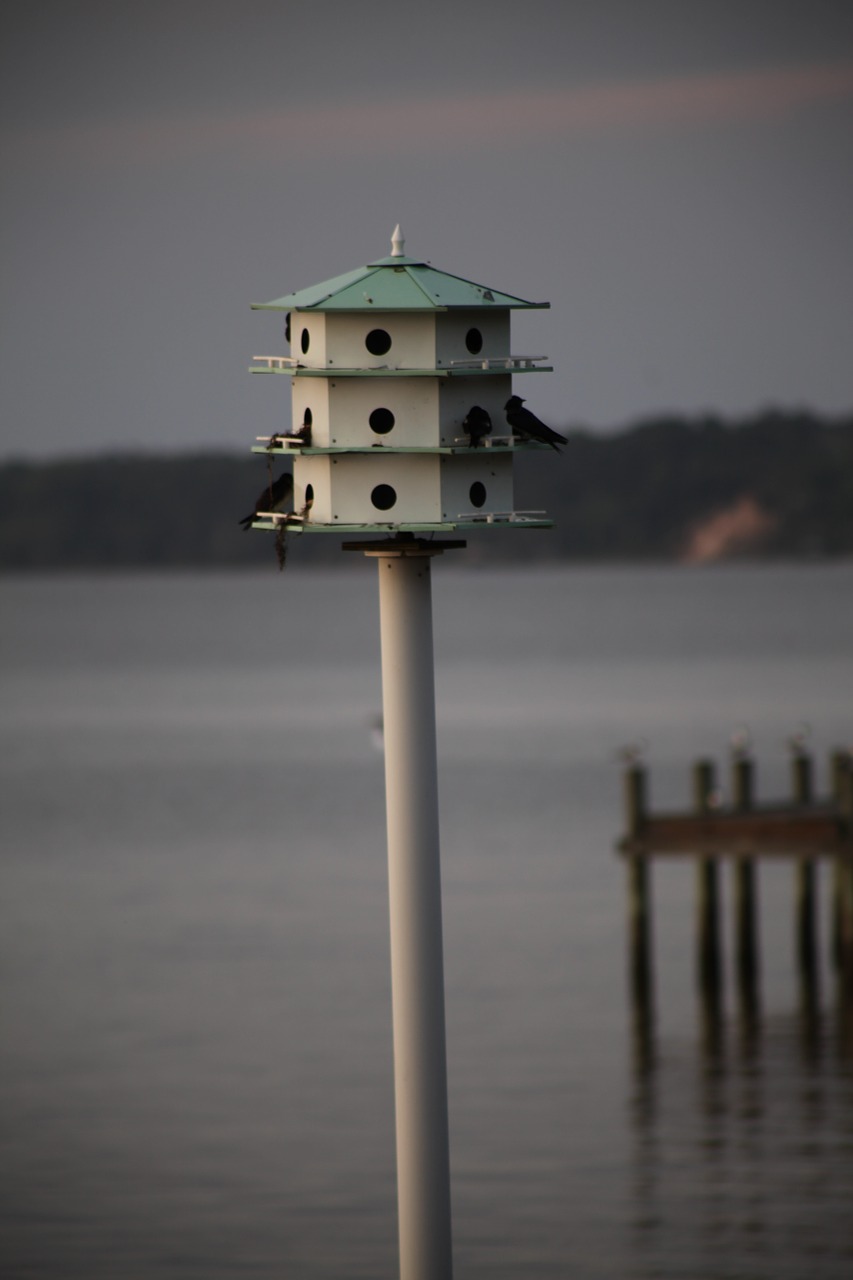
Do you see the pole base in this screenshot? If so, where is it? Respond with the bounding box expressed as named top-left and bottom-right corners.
top-left (343, 533), bottom-right (467, 556)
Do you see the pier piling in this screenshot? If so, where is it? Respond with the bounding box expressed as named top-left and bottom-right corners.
top-left (624, 764), bottom-right (652, 1010)
top-left (834, 752), bottom-right (853, 984)
top-left (731, 753), bottom-right (759, 1009)
top-left (792, 750), bottom-right (818, 985)
top-left (693, 760), bottom-right (722, 1005)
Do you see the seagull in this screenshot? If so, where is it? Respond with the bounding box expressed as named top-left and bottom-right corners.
top-left (504, 395), bottom-right (567, 452)
top-left (462, 405), bottom-right (492, 448)
top-left (786, 721), bottom-right (812, 757)
top-left (239, 471), bottom-right (293, 530)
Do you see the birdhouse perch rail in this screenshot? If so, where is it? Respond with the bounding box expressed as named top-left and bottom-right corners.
top-left (447, 356), bottom-right (549, 370)
top-left (250, 356), bottom-right (553, 375)
top-left (251, 355), bottom-right (299, 369)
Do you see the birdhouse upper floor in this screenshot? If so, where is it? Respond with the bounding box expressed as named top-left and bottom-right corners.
top-left (262, 309), bottom-right (516, 374)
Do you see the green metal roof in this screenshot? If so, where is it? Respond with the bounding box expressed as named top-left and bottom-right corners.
top-left (252, 230), bottom-right (549, 313)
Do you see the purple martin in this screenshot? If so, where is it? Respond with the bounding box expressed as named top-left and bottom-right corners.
top-left (266, 416), bottom-right (311, 449)
top-left (504, 395), bottom-right (567, 452)
top-left (462, 404), bottom-right (492, 448)
top-left (239, 471), bottom-right (294, 530)
top-left (292, 418), bottom-right (312, 446)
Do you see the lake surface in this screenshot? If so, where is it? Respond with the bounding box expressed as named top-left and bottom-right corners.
top-left (2, 563), bottom-right (852, 1278)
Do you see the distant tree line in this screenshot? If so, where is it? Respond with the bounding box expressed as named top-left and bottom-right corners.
top-left (0, 410), bottom-right (851, 570)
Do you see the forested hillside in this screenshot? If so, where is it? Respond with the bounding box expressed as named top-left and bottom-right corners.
top-left (1, 411), bottom-right (851, 569)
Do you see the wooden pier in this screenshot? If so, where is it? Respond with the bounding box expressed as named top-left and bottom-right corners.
top-left (618, 748), bottom-right (853, 1008)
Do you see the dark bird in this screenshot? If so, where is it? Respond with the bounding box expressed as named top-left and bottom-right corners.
top-left (292, 418), bottom-right (312, 446)
top-left (462, 404), bottom-right (492, 448)
top-left (504, 395), bottom-right (567, 452)
top-left (239, 471), bottom-right (293, 530)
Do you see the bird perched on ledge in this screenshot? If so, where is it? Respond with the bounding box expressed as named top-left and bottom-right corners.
top-left (291, 418), bottom-right (312, 446)
top-left (462, 404), bottom-right (492, 448)
top-left (239, 471), bottom-right (293, 530)
top-left (504, 395), bottom-right (567, 452)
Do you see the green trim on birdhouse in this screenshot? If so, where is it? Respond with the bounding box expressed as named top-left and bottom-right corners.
top-left (252, 444), bottom-right (457, 456)
top-left (250, 365), bottom-right (448, 378)
top-left (252, 258), bottom-right (549, 313)
top-left (249, 364), bottom-right (553, 377)
top-left (250, 442), bottom-right (551, 457)
top-left (250, 516), bottom-right (554, 534)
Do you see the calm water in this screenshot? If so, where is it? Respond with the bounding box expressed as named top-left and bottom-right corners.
top-left (1, 563), bottom-right (852, 1279)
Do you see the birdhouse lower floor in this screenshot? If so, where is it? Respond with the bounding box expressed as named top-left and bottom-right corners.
top-left (292, 451), bottom-right (514, 527)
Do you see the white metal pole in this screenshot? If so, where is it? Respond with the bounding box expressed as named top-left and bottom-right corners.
top-left (368, 543), bottom-right (453, 1280)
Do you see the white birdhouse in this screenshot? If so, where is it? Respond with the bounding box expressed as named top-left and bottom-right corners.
top-left (248, 228), bottom-right (555, 535)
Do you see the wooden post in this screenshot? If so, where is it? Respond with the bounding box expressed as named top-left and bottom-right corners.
top-left (833, 751), bottom-right (853, 989)
top-left (693, 760), bottom-right (722, 1004)
top-left (732, 753), bottom-right (759, 1007)
top-left (830, 750), bottom-right (852, 970)
top-left (625, 764), bottom-right (652, 1011)
top-left (792, 751), bottom-right (817, 984)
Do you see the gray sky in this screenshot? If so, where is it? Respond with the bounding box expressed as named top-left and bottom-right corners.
top-left (2, 0), bottom-right (852, 459)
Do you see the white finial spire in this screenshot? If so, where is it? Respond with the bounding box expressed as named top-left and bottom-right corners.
top-left (391, 224), bottom-right (405, 257)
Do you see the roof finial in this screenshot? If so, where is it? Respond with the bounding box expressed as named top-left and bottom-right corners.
top-left (391, 224), bottom-right (405, 258)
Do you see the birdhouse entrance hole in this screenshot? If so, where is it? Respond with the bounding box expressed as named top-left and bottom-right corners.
top-left (465, 327), bottom-right (483, 354)
top-left (371, 483), bottom-right (397, 511)
top-left (369, 408), bottom-right (395, 435)
top-left (469, 481), bottom-right (487, 508)
top-left (365, 328), bottom-right (392, 356)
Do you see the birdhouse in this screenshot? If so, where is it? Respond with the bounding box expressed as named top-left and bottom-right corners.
top-left (247, 227), bottom-right (556, 535)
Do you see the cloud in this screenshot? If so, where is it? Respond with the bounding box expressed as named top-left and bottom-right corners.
top-left (6, 60), bottom-right (853, 170)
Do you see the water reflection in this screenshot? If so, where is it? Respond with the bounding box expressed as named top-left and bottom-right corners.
top-left (628, 973), bottom-right (853, 1278)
